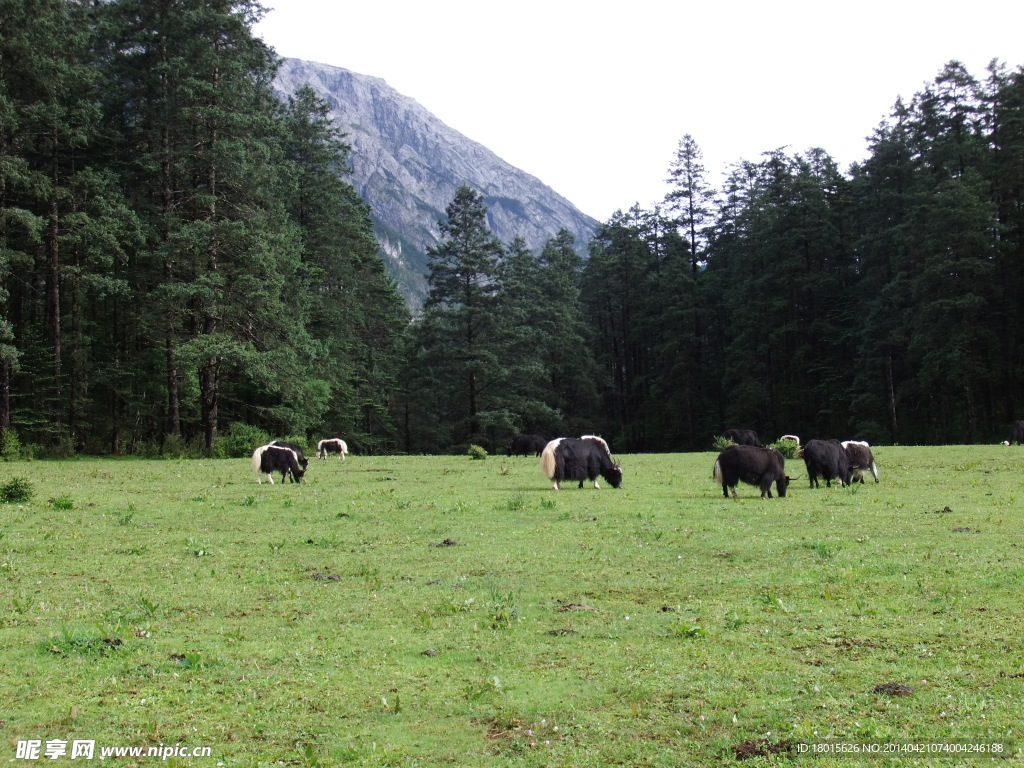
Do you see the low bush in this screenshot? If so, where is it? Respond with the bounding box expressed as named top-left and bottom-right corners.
top-left (0, 476), bottom-right (34, 503)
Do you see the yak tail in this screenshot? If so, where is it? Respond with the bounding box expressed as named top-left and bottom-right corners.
top-left (871, 461), bottom-right (880, 482)
top-left (252, 445), bottom-right (267, 472)
top-left (252, 445), bottom-right (268, 481)
top-left (540, 440), bottom-right (558, 480)
top-left (712, 458), bottom-right (723, 487)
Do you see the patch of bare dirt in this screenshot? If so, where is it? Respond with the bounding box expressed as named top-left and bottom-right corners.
top-left (873, 682), bottom-right (915, 697)
top-left (732, 738), bottom-right (794, 759)
top-left (557, 603), bottom-right (596, 612)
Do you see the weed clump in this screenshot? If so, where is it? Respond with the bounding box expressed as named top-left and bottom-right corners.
top-left (0, 476), bottom-right (34, 503)
top-left (467, 444), bottom-right (488, 460)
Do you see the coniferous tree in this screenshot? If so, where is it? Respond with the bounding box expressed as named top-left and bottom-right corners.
top-left (280, 84), bottom-right (408, 451)
top-left (106, 0), bottom-right (308, 450)
top-left (849, 99), bottom-right (918, 441)
top-left (0, 0), bottom-right (130, 451)
top-left (902, 63), bottom-right (996, 441)
top-left (703, 148), bottom-right (855, 439)
top-left (581, 206), bottom-right (660, 449)
top-left (982, 61), bottom-right (1024, 428)
top-left (665, 134), bottom-right (715, 273)
top-left (492, 235), bottom-right (549, 435)
top-left (535, 229), bottom-right (599, 435)
top-left (417, 186), bottom-right (505, 448)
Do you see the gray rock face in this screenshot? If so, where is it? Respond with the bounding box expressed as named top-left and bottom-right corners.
top-left (273, 58), bottom-right (598, 305)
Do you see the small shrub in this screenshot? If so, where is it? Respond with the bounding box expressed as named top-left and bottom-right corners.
top-left (44, 625), bottom-right (125, 657)
top-left (49, 495), bottom-right (74, 510)
top-left (771, 438), bottom-right (800, 459)
top-left (185, 538), bottom-right (213, 557)
top-left (467, 444), bottom-right (488, 460)
top-left (498, 493), bottom-right (526, 512)
top-left (712, 435), bottom-right (735, 452)
top-left (670, 622), bottom-right (707, 639)
top-left (0, 476), bottom-right (34, 503)
top-left (0, 428), bottom-right (21, 459)
top-left (161, 434), bottom-right (189, 459)
top-left (488, 586), bottom-right (519, 629)
top-left (214, 422), bottom-right (272, 459)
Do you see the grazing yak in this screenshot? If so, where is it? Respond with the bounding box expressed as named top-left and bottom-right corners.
top-left (1004, 420), bottom-right (1024, 446)
top-left (540, 436), bottom-right (622, 490)
top-left (713, 445), bottom-right (792, 499)
top-left (317, 438), bottom-right (348, 460)
top-left (721, 428), bottom-right (763, 447)
top-left (800, 439), bottom-right (852, 488)
top-left (253, 444), bottom-right (305, 484)
top-left (271, 440), bottom-right (309, 471)
top-left (506, 433), bottom-right (547, 457)
top-left (842, 440), bottom-right (879, 483)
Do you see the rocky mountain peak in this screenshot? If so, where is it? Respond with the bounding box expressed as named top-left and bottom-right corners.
top-left (273, 58), bottom-right (598, 304)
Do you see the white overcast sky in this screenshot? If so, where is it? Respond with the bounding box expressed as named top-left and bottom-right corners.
top-left (255, 0), bottom-right (1024, 221)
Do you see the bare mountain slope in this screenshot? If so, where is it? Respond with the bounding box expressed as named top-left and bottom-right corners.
top-left (274, 58), bottom-right (598, 304)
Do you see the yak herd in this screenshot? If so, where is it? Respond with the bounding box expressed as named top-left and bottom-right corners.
top-left (518, 430), bottom-right (878, 498)
top-left (250, 420), bottom-right (1024, 496)
top-left (513, 430), bottom-right (876, 498)
top-left (252, 438), bottom-right (348, 484)
top-left (712, 434), bottom-right (878, 500)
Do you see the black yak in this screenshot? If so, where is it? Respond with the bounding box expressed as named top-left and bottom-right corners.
top-left (506, 434), bottom-right (547, 457)
top-left (271, 440), bottom-right (309, 471)
top-left (1005, 421), bottom-right (1024, 446)
top-left (800, 439), bottom-right (852, 488)
top-left (721, 428), bottom-right (763, 447)
top-left (713, 445), bottom-right (792, 499)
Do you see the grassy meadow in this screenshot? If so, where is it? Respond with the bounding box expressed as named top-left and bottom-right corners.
top-left (1, 446), bottom-right (1022, 766)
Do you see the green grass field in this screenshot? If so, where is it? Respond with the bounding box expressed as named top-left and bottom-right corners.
top-left (1, 446), bottom-right (1022, 766)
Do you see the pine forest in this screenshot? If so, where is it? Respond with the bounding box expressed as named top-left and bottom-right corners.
top-left (3, 0), bottom-right (1024, 457)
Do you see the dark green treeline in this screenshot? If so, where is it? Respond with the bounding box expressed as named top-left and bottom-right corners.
top-left (2, 2), bottom-right (1023, 455)
top-left (408, 60), bottom-right (1024, 452)
top-left (0, 0), bottom-right (407, 456)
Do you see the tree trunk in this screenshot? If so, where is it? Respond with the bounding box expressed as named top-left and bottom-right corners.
top-left (0, 357), bottom-right (9, 446)
top-left (886, 354), bottom-right (898, 441)
top-left (165, 324), bottom-right (180, 436)
top-left (201, 359), bottom-right (219, 451)
top-left (48, 196), bottom-right (61, 395)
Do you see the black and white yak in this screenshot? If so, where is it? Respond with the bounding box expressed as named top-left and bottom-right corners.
top-left (271, 440), bottom-right (309, 471)
top-left (713, 445), bottom-right (793, 499)
top-left (842, 440), bottom-right (879, 483)
top-left (540, 436), bottom-right (622, 490)
top-left (253, 444), bottom-right (306, 484)
top-left (506, 433), bottom-right (547, 457)
top-left (317, 438), bottom-right (348, 460)
top-left (799, 439), bottom-right (852, 488)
